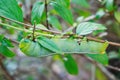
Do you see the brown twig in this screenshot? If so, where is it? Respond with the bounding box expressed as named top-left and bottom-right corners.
top-left (84, 36), bottom-right (120, 47)
top-left (45, 0), bottom-right (49, 29)
top-left (0, 15), bottom-right (120, 47)
top-left (106, 65), bottom-right (120, 72)
top-left (32, 21), bottom-right (36, 41)
top-left (79, 54), bottom-right (116, 80)
top-left (0, 54), bottom-right (14, 80)
top-left (0, 16), bottom-right (31, 27)
top-left (0, 16), bottom-right (60, 34)
top-left (81, 54), bottom-right (120, 72)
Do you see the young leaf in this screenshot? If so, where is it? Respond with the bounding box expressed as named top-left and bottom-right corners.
top-left (71, 0), bottom-right (90, 8)
top-left (48, 16), bottom-right (62, 30)
top-left (76, 22), bottom-right (106, 35)
top-left (86, 53), bottom-right (108, 65)
top-left (62, 54), bottom-right (78, 75)
top-left (50, 2), bottom-right (74, 25)
top-left (0, 45), bottom-right (15, 57)
top-left (105, 0), bottom-right (114, 11)
top-left (0, 0), bottom-right (23, 22)
top-left (37, 36), bottom-right (61, 53)
top-left (114, 11), bottom-right (120, 23)
top-left (31, 1), bottom-right (45, 24)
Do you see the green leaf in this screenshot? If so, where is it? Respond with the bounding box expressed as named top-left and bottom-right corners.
top-left (19, 39), bottom-right (55, 57)
top-left (86, 53), bottom-right (108, 65)
top-left (76, 22), bottom-right (106, 35)
top-left (96, 9), bottom-right (105, 19)
top-left (105, 0), bottom-right (114, 11)
top-left (1, 38), bottom-right (14, 47)
top-left (37, 36), bottom-right (61, 53)
top-left (71, 0), bottom-right (90, 8)
top-left (31, 1), bottom-right (45, 24)
top-left (114, 11), bottom-right (120, 23)
top-left (0, 0), bottom-right (23, 22)
top-left (0, 34), bottom-right (4, 42)
top-left (62, 54), bottom-right (78, 75)
top-left (50, 2), bottom-right (74, 25)
top-left (48, 16), bottom-right (62, 30)
top-left (0, 45), bottom-right (15, 57)
top-left (55, 0), bottom-right (70, 8)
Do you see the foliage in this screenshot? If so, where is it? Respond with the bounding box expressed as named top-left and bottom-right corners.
top-left (61, 54), bottom-right (78, 75)
top-left (50, 1), bottom-right (74, 25)
top-left (31, 1), bottom-right (45, 24)
top-left (0, 0), bottom-right (119, 76)
top-left (76, 22), bottom-right (106, 35)
top-left (0, 0), bottom-right (23, 22)
top-left (0, 35), bottom-right (15, 57)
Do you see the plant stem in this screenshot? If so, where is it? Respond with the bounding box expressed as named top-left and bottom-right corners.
top-left (0, 16), bottom-right (60, 34)
top-left (1, 22), bottom-right (120, 47)
top-left (0, 22), bottom-right (54, 37)
top-left (91, 65), bottom-right (96, 80)
top-left (0, 21), bottom-right (120, 47)
top-left (45, 0), bottom-right (49, 29)
top-left (79, 55), bottom-right (116, 80)
top-left (32, 22), bottom-right (36, 41)
top-left (0, 15), bottom-right (31, 27)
